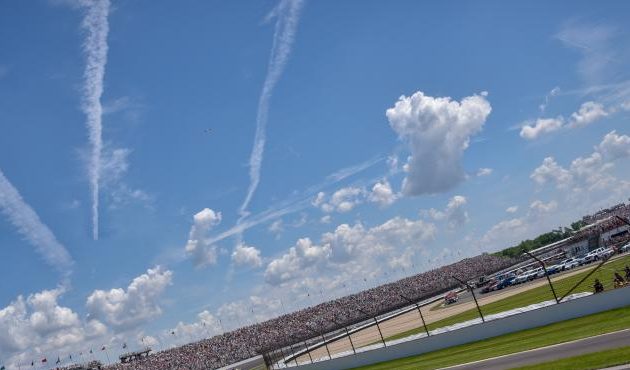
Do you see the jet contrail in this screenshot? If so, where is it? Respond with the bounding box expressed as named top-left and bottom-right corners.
top-left (0, 169), bottom-right (74, 276)
top-left (238, 0), bottom-right (305, 222)
top-left (78, 0), bottom-right (111, 240)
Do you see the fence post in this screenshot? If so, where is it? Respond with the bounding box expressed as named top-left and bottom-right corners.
top-left (303, 341), bottom-right (313, 364)
top-left (452, 276), bottom-right (484, 323)
top-left (330, 318), bottom-right (356, 355)
top-left (400, 294), bottom-right (430, 337)
top-left (358, 309), bottom-right (386, 347)
top-left (525, 250), bottom-right (559, 304)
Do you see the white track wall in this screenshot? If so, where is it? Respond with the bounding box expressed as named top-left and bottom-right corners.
top-left (289, 286), bottom-right (630, 370)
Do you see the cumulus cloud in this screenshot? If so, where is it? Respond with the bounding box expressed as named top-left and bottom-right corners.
top-left (569, 101), bottom-right (608, 128)
top-left (86, 266), bottom-right (173, 330)
top-left (0, 169), bottom-right (74, 276)
top-left (169, 310), bottom-right (221, 344)
top-left (312, 187), bottom-right (367, 213)
top-left (264, 216), bottom-right (436, 285)
top-left (386, 91), bottom-right (492, 195)
top-left (528, 130), bottom-right (630, 218)
top-left (368, 179), bottom-right (398, 207)
top-left (422, 195), bottom-right (469, 230)
top-left (597, 130), bottom-right (630, 160)
top-left (520, 117), bottom-right (564, 140)
top-left (531, 131), bottom-right (630, 195)
top-left (0, 288), bottom-right (107, 368)
top-left (479, 199), bottom-right (560, 252)
top-left (506, 206), bottom-right (519, 214)
top-left (231, 243), bottom-right (263, 268)
top-left (520, 101), bottom-right (611, 140)
top-left (184, 208), bottom-right (222, 267)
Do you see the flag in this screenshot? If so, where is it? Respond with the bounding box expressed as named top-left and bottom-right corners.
top-left (41, 358), bottom-right (47, 363)
top-left (69, 354), bottom-right (72, 360)
top-left (31, 361), bottom-right (34, 366)
top-left (56, 357), bottom-right (61, 364)
top-left (101, 346), bottom-right (106, 351)
top-left (89, 349), bottom-right (93, 354)
top-left (1, 365), bottom-right (5, 370)
top-left (122, 343), bottom-right (127, 349)
top-left (171, 331), bottom-right (175, 335)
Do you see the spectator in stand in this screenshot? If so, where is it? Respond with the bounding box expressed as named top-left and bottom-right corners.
top-left (54, 254), bottom-right (518, 370)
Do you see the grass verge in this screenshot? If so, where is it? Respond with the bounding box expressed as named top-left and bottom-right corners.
top-left (386, 254), bottom-right (630, 342)
top-left (512, 345), bottom-right (630, 370)
top-left (352, 304), bottom-right (630, 369)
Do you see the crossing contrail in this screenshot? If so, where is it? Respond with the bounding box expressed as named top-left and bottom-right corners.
top-left (78, 0), bottom-right (111, 240)
top-left (238, 0), bottom-right (305, 224)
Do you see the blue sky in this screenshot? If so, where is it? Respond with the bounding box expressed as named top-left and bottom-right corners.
top-left (1, 0), bottom-right (630, 366)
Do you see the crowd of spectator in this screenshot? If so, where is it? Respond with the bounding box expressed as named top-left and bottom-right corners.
top-left (53, 253), bottom-right (517, 370)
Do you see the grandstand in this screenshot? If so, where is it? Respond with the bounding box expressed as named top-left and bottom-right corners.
top-left (49, 208), bottom-right (630, 370)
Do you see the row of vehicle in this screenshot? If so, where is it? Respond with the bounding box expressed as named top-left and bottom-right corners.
top-left (480, 246), bottom-right (620, 294)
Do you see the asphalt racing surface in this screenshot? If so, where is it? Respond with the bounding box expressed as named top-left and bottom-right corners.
top-left (441, 328), bottom-right (630, 370)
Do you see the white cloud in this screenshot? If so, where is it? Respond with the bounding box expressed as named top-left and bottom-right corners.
top-left (0, 169), bottom-right (74, 276)
top-left (0, 288), bottom-right (107, 368)
top-left (386, 91), bottom-right (492, 195)
top-left (597, 130), bottom-right (630, 160)
top-left (76, 0), bottom-right (111, 240)
top-left (238, 0), bottom-right (305, 221)
top-left (476, 168), bottom-right (493, 177)
top-left (478, 199), bottom-right (560, 252)
top-left (184, 208), bottom-right (222, 267)
top-left (216, 296), bottom-right (282, 330)
top-left (231, 243), bottom-right (263, 268)
top-left (539, 86), bottom-right (561, 113)
top-left (506, 206), bottom-right (519, 214)
top-left (520, 101), bottom-right (611, 140)
top-left (264, 216), bottom-right (436, 285)
top-left (519, 117), bottom-right (564, 140)
top-left (368, 179), bottom-right (398, 207)
top-left (530, 130), bottom-right (630, 213)
top-left (313, 186), bottom-right (367, 213)
top-left (445, 195), bottom-right (469, 229)
top-left (268, 219), bottom-right (284, 239)
top-left (320, 215), bottom-right (331, 224)
top-left (86, 266), bottom-right (173, 330)
top-left (529, 199), bottom-right (558, 215)
top-left (422, 195), bottom-right (469, 230)
top-left (530, 157), bottom-right (573, 187)
top-left (100, 147), bottom-right (152, 210)
top-left (169, 310), bottom-right (221, 344)
top-left (569, 101), bottom-right (608, 128)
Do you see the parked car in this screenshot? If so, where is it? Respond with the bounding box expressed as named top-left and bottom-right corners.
top-left (512, 273), bottom-right (529, 285)
top-left (600, 247), bottom-right (615, 259)
top-left (575, 255), bottom-right (588, 266)
top-left (546, 264), bottom-right (562, 274)
top-left (561, 258), bottom-right (580, 270)
top-left (496, 276), bottom-right (516, 290)
top-left (621, 243), bottom-right (630, 253)
top-left (481, 280), bottom-right (499, 294)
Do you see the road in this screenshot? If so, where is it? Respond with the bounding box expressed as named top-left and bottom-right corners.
top-left (440, 328), bottom-right (630, 370)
